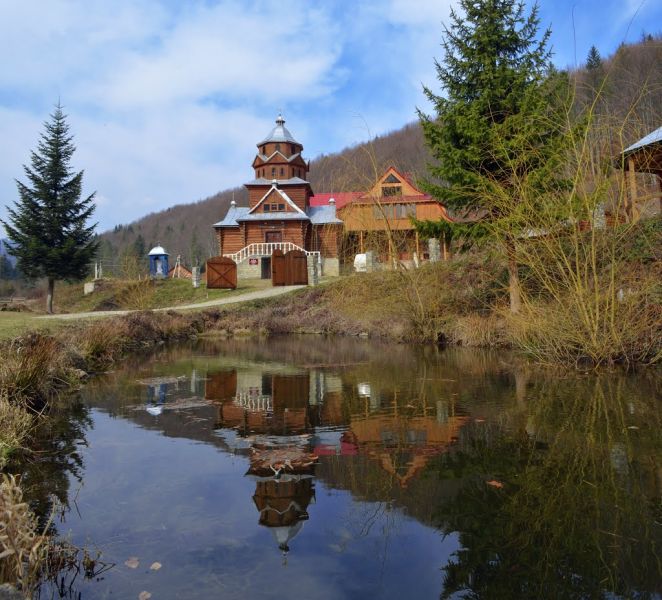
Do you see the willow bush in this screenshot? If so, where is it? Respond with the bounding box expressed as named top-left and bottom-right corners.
top-left (487, 108), bottom-right (661, 365)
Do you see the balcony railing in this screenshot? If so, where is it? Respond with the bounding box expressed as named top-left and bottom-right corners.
top-left (223, 242), bottom-right (321, 264)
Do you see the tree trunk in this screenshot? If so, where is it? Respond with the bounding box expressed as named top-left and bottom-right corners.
top-left (506, 239), bottom-right (521, 314)
top-left (46, 277), bottom-right (55, 314)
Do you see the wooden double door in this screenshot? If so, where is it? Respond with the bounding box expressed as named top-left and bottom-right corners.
top-left (272, 249), bottom-right (308, 286)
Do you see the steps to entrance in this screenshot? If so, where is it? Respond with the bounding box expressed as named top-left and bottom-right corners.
top-left (224, 242), bottom-right (320, 264)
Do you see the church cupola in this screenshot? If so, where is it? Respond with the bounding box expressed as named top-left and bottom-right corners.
top-left (252, 113), bottom-right (309, 182)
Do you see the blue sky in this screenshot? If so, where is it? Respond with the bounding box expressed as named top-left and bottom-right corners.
top-left (0, 0), bottom-right (659, 233)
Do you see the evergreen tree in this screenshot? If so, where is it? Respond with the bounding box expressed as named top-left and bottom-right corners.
top-left (418, 0), bottom-right (556, 312)
top-left (586, 45), bottom-right (602, 71)
top-left (1, 104), bottom-right (98, 313)
top-left (133, 234), bottom-right (146, 258)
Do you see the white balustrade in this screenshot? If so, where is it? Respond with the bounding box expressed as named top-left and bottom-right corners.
top-left (223, 242), bottom-right (321, 265)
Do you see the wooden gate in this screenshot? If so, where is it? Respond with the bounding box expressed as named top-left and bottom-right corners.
top-left (287, 250), bottom-right (308, 285)
top-left (272, 249), bottom-right (308, 286)
top-left (206, 256), bottom-right (237, 289)
top-left (271, 249), bottom-right (286, 286)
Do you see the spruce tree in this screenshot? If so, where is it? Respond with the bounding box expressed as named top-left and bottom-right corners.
top-left (418, 0), bottom-right (555, 312)
top-left (586, 45), bottom-right (602, 71)
top-left (1, 104), bottom-right (98, 313)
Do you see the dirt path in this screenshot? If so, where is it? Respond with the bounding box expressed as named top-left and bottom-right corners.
top-left (37, 285), bottom-right (306, 321)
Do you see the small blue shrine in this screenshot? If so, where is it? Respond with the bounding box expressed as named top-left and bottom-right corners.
top-left (148, 245), bottom-right (169, 278)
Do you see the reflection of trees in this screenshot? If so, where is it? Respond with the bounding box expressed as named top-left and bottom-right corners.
top-left (7, 399), bottom-right (92, 531)
top-left (432, 375), bottom-right (662, 599)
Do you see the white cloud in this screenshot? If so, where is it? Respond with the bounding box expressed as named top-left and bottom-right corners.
top-left (3, 0), bottom-right (652, 234)
top-left (83, 2), bottom-right (344, 110)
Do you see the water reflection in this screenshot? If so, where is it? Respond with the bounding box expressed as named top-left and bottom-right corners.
top-left (15, 337), bottom-right (660, 599)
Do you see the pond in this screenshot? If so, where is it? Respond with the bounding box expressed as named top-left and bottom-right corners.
top-left (17, 337), bottom-right (662, 599)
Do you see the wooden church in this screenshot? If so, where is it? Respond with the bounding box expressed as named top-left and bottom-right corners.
top-left (213, 114), bottom-right (343, 278)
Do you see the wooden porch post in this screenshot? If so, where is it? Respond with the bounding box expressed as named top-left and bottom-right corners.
top-left (627, 156), bottom-right (637, 220)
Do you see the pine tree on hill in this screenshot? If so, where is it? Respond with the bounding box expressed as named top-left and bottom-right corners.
top-left (586, 45), bottom-right (602, 71)
top-left (418, 0), bottom-right (562, 313)
top-left (1, 103), bottom-right (98, 313)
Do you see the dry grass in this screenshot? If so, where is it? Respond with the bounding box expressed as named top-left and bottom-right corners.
top-left (0, 335), bottom-right (69, 405)
top-left (0, 474), bottom-right (49, 595)
top-left (446, 313), bottom-right (507, 347)
top-left (0, 396), bottom-right (33, 471)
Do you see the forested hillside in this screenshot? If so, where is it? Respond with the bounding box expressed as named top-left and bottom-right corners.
top-left (97, 35), bottom-right (661, 269)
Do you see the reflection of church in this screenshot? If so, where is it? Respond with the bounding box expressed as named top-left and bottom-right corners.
top-left (206, 368), bottom-right (344, 435)
top-left (206, 368), bottom-right (332, 555)
top-left (251, 476), bottom-right (315, 555)
top-left (204, 365), bottom-right (470, 553)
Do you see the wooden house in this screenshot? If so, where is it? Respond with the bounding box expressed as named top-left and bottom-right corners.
top-left (310, 166), bottom-right (453, 265)
top-left (213, 114), bottom-right (343, 278)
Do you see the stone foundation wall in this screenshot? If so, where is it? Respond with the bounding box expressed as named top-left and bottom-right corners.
top-left (237, 258), bottom-right (262, 279)
top-left (321, 257), bottom-right (340, 277)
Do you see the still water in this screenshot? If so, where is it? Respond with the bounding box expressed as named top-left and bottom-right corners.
top-left (20, 337), bottom-right (661, 599)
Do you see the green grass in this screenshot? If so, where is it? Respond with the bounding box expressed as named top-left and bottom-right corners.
top-left (52, 277), bottom-right (272, 313)
top-left (148, 277), bottom-right (272, 308)
top-left (0, 312), bottom-right (69, 340)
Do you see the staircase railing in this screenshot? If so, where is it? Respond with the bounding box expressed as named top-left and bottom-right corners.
top-left (223, 242), bottom-right (321, 264)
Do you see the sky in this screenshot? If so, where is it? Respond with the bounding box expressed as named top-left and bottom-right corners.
top-left (0, 0), bottom-right (659, 234)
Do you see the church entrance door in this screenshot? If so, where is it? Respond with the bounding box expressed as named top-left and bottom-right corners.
top-left (265, 231), bottom-right (282, 243)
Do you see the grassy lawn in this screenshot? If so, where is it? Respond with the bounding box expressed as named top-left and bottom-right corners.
top-left (52, 277), bottom-right (272, 313)
top-left (0, 311), bottom-right (72, 340)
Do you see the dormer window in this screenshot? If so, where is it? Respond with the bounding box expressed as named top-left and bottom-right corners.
top-left (382, 185), bottom-right (402, 196)
top-left (264, 204), bottom-right (271, 212)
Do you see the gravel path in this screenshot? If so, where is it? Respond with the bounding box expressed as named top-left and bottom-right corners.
top-left (37, 285), bottom-right (305, 321)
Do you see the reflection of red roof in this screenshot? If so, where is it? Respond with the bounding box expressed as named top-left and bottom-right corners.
top-left (309, 192), bottom-right (362, 209)
top-left (313, 441), bottom-right (359, 456)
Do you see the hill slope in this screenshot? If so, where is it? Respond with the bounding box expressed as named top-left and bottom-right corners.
top-left (98, 36), bottom-right (661, 268)
top-left (0, 238), bottom-right (16, 267)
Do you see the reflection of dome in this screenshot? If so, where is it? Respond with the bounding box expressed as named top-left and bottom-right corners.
top-left (270, 521), bottom-right (304, 553)
top-left (146, 405), bottom-right (163, 416)
top-left (252, 478), bottom-right (314, 554)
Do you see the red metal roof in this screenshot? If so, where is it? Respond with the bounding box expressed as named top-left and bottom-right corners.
top-left (309, 192), bottom-right (362, 209)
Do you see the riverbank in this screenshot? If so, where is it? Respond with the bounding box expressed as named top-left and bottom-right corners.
top-left (0, 251), bottom-right (659, 592)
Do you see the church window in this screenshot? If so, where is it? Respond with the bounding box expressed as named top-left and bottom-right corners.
top-left (271, 167), bottom-right (276, 176)
top-left (264, 204), bottom-right (271, 212)
top-left (280, 167), bottom-right (285, 176)
top-left (275, 143), bottom-right (281, 152)
top-left (278, 203), bottom-right (285, 211)
top-left (291, 144), bottom-right (296, 154)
